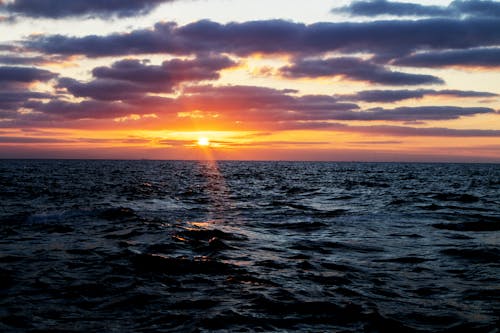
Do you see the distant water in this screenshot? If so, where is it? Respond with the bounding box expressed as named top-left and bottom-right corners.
top-left (1, 160), bottom-right (499, 332)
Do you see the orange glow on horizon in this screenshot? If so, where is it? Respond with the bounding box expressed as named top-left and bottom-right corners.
top-left (1, 124), bottom-right (499, 162)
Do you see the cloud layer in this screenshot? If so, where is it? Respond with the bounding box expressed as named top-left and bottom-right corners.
top-left (281, 57), bottom-right (443, 85)
top-left (57, 55), bottom-right (236, 100)
top-left (335, 0), bottom-right (500, 18)
top-left (340, 89), bottom-right (498, 103)
top-left (6, 82), bottom-right (496, 129)
top-left (1, 0), bottom-right (175, 18)
top-left (393, 48), bottom-right (500, 68)
top-left (0, 66), bottom-right (57, 83)
top-left (24, 17), bottom-right (500, 64)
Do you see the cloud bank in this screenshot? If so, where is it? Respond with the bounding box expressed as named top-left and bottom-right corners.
top-left (281, 57), bottom-right (443, 85)
top-left (335, 0), bottom-right (500, 18)
top-left (1, 0), bottom-right (176, 18)
top-left (23, 18), bottom-right (500, 64)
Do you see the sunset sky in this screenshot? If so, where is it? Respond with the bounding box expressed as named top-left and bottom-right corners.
top-left (1, 0), bottom-right (499, 162)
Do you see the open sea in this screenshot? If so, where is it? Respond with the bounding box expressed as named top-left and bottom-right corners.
top-left (0, 160), bottom-right (499, 332)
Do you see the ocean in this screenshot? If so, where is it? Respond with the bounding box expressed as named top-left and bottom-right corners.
top-left (1, 160), bottom-right (499, 332)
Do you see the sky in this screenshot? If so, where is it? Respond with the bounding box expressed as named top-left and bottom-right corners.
top-left (0, 0), bottom-right (499, 162)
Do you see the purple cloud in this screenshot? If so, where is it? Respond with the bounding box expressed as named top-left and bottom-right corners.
top-left (276, 122), bottom-right (500, 137)
top-left (7, 85), bottom-right (356, 123)
top-left (334, 0), bottom-right (448, 17)
top-left (23, 18), bottom-right (500, 60)
top-left (0, 66), bottom-right (57, 83)
top-left (57, 78), bottom-right (150, 101)
top-left (57, 56), bottom-right (236, 100)
top-left (23, 99), bottom-right (135, 120)
top-left (0, 66), bottom-right (57, 113)
top-left (151, 86), bottom-right (494, 122)
top-left (334, 0), bottom-right (500, 18)
top-left (0, 136), bottom-right (71, 143)
top-left (280, 57), bottom-right (444, 85)
top-left (2, 0), bottom-right (176, 18)
top-left (0, 91), bottom-right (52, 110)
top-left (352, 124), bottom-right (500, 137)
top-left (393, 48), bottom-right (500, 68)
top-left (10, 84), bottom-right (495, 124)
top-left (0, 55), bottom-right (66, 65)
top-left (346, 106), bottom-right (494, 121)
top-left (341, 89), bottom-right (498, 103)
top-left (93, 56), bottom-right (235, 84)
top-left (178, 85), bottom-right (359, 121)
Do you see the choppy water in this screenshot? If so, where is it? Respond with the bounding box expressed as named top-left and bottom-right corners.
top-left (1, 160), bottom-right (499, 332)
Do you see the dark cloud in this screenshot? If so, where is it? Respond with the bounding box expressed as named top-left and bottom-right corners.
top-left (452, 0), bottom-right (500, 18)
top-left (0, 66), bottom-right (57, 83)
top-left (9, 85), bottom-right (357, 123)
top-left (0, 55), bottom-right (50, 65)
top-left (393, 48), bottom-right (500, 68)
top-left (57, 78), bottom-right (150, 101)
top-left (24, 99), bottom-right (134, 120)
top-left (291, 95), bottom-right (358, 112)
top-left (277, 121), bottom-right (500, 137)
top-left (0, 91), bottom-right (52, 110)
top-left (15, 93), bottom-right (179, 122)
top-left (265, 104), bottom-right (493, 122)
top-left (2, 0), bottom-right (175, 18)
top-left (58, 56), bottom-right (236, 100)
top-left (280, 57), bottom-right (444, 85)
top-left (0, 136), bottom-right (71, 143)
top-left (334, 0), bottom-right (448, 17)
top-left (4, 81), bottom-right (496, 128)
top-left (0, 109), bottom-right (18, 120)
top-left (176, 85), bottom-right (306, 120)
top-left (169, 86), bottom-right (493, 122)
top-left (24, 20), bottom-right (304, 57)
top-left (0, 66), bottom-right (57, 113)
top-left (8, 84), bottom-right (494, 124)
top-left (0, 135), bottom-right (152, 144)
top-left (24, 18), bottom-right (500, 59)
top-left (0, 55), bottom-right (70, 66)
top-left (0, 44), bottom-right (16, 51)
top-left (93, 56), bottom-right (235, 84)
top-left (341, 89), bottom-right (498, 103)
top-left (178, 19), bottom-right (307, 55)
top-left (352, 124), bottom-right (500, 137)
top-left (178, 85), bottom-right (359, 121)
top-left (344, 106), bottom-right (494, 121)
top-left (334, 0), bottom-right (500, 18)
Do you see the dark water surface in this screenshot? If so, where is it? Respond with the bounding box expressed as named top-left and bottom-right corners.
top-left (1, 160), bottom-right (499, 332)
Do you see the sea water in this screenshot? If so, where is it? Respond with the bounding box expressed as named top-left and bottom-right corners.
top-left (1, 160), bottom-right (499, 332)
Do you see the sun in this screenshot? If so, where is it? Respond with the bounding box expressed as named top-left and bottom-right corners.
top-left (197, 137), bottom-right (210, 146)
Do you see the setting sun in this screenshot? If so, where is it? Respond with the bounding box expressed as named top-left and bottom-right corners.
top-left (197, 137), bottom-right (210, 146)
